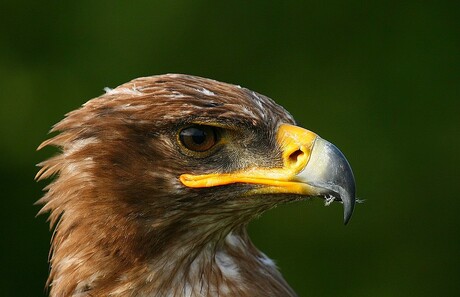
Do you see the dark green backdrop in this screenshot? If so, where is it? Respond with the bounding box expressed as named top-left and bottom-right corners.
top-left (1, 1), bottom-right (458, 296)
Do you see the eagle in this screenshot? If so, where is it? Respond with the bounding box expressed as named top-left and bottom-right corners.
top-left (36, 74), bottom-right (356, 297)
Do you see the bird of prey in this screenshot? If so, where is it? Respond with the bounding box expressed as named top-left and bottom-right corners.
top-left (36, 74), bottom-right (356, 297)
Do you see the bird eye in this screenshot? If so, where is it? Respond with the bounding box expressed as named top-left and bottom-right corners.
top-left (179, 125), bottom-right (218, 152)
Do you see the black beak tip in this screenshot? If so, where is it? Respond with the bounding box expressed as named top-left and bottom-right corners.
top-left (343, 200), bottom-right (355, 225)
top-left (343, 172), bottom-right (356, 225)
top-left (341, 169), bottom-right (356, 225)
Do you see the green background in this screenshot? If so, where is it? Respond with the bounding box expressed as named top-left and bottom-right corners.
top-left (1, 1), bottom-right (459, 296)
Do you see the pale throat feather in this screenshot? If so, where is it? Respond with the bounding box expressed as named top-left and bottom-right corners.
top-left (117, 230), bottom-right (294, 297)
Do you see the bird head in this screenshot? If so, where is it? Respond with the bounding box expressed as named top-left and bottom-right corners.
top-left (36, 74), bottom-right (355, 296)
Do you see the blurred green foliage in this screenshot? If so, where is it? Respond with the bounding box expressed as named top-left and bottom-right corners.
top-left (1, 1), bottom-right (458, 296)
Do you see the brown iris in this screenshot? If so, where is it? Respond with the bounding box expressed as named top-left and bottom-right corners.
top-left (179, 125), bottom-right (218, 152)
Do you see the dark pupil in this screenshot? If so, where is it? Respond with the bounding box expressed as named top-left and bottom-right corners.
top-left (180, 125), bottom-right (216, 152)
top-left (189, 128), bottom-right (206, 144)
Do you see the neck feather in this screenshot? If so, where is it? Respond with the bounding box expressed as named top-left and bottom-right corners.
top-left (47, 218), bottom-right (297, 297)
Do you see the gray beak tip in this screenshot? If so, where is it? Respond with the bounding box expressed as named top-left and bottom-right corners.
top-left (325, 140), bottom-right (356, 225)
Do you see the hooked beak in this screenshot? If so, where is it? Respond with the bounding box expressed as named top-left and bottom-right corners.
top-left (296, 136), bottom-right (356, 224)
top-left (180, 124), bottom-right (356, 224)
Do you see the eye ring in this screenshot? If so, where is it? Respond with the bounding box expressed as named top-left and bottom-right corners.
top-left (178, 125), bottom-right (219, 153)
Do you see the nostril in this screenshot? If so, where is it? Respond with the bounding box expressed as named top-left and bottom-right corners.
top-left (288, 149), bottom-right (304, 166)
